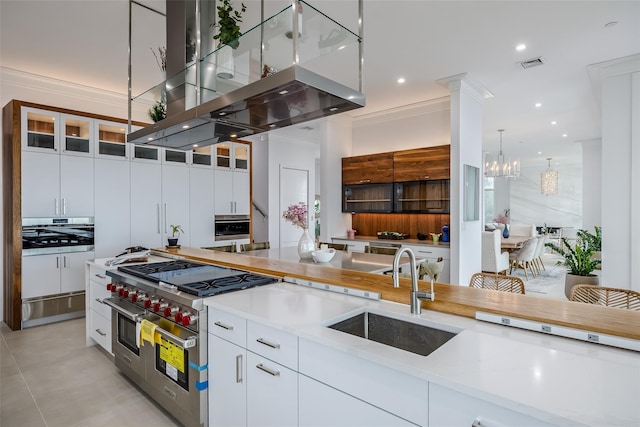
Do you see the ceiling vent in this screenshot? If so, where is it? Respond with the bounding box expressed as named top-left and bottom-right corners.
top-left (519, 57), bottom-right (545, 69)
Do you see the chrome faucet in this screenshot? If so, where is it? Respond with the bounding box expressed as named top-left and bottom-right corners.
top-left (392, 247), bottom-right (435, 315)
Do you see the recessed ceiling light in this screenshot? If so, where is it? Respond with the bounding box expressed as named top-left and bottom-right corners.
top-left (269, 124), bottom-right (276, 128)
top-left (182, 125), bottom-right (189, 129)
top-left (147, 137), bottom-right (153, 141)
top-left (219, 112), bottom-right (226, 116)
top-left (329, 107), bottom-right (339, 112)
top-left (535, 103), bottom-right (542, 108)
top-left (230, 133), bottom-right (237, 138)
top-left (397, 77), bottom-right (405, 84)
top-left (279, 90), bottom-right (289, 95)
top-left (516, 44), bottom-right (526, 51)
top-left (562, 133), bottom-right (568, 138)
top-left (538, 151), bottom-right (542, 155)
top-left (551, 121), bottom-right (557, 125)
top-left (193, 144), bottom-right (198, 148)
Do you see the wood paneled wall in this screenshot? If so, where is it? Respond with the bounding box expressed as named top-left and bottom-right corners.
top-left (351, 213), bottom-right (450, 238)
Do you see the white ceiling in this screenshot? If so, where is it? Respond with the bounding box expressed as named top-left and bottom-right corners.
top-left (1, 1), bottom-right (639, 168)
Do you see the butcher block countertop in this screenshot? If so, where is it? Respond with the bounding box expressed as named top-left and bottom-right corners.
top-left (156, 246), bottom-right (640, 341)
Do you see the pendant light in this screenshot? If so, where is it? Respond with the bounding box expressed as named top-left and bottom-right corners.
top-left (484, 129), bottom-right (520, 178)
top-left (540, 158), bottom-right (558, 195)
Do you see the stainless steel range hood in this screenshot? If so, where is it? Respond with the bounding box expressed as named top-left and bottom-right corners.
top-left (127, 65), bottom-right (365, 150)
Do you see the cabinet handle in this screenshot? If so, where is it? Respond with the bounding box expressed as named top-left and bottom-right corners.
top-left (359, 179), bottom-right (371, 183)
top-left (230, 201), bottom-right (233, 213)
top-left (164, 203), bottom-right (168, 233)
top-left (94, 274), bottom-right (107, 279)
top-left (55, 198), bottom-right (59, 215)
top-left (256, 337), bottom-right (280, 349)
top-left (56, 256), bottom-right (59, 269)
top-left (235, 354), bottom-right (243, 383)
top-left (256, 363), bottom-right (280, 376)
top-left (62, 198), bottom-right (67, 215)
top-left (63, 256), bottom-right (67, 268)
top-left (471, 418), bottom-right (501, 427)
top-left (157, 204), bottom-right (161, 234)
top-left (214, 321), bottom-right (233, 330)
top-left (418, 250), bottom-right (433, 254)
top-left (95, 329), bottom-right (107, 337)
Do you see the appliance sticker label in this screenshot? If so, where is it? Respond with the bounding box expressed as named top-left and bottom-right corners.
top-left (159, 337), bottom-right (185, 373)
top-left (166, 363), bottom-right (178, 381)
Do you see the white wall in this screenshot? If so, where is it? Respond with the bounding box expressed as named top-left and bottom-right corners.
top-left (266, 133), bottom-right (318, 248)
top-left (510, 163), bottom-right (583, 229)
top-left (249, 134), bottom-right (270, 243)
top-left (581, 139), bottom-right (602, 231)
top-left (352, 98), bottom-right (450, 155)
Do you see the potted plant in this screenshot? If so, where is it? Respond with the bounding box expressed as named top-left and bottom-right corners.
top-left (210, 0), bottom-right (246, 79)
top-left (211, 0), bottom-right (246, 49)
top-left (168, 224), bottom-right (184, 247)
top-left (578, 226), bottom-right (602, 266)
top-left (545, 232), bottom-right (601, 299)
top-left (149, 92), bottom-right (166, 123)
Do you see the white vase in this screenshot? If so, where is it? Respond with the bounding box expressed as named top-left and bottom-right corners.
top-left (297, 228), bottom-right (315, 260)
top-left (216, 45), bottom-right (235, 79)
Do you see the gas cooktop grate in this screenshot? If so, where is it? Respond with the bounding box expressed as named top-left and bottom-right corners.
top-left (177, 274), bottom-right (277, 297)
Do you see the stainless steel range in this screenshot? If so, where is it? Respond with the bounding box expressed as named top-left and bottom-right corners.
top-left (105, 259), bottom-right (278, 427)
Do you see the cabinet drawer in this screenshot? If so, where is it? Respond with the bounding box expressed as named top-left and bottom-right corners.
top-left (401, 244), bottom-right (450, 260)
top-left (90, 310), bottom-right (112, 354)
top-left (89, 280), bottom-right (111, 319)
top-left (429, 383), bottom-right (556, 426)
top-left (89, 265), bottom-right (111, 286)
top-left (247, 321), bottom-right (298, 370)
top-left (208, 307), bottom-right (247, 347)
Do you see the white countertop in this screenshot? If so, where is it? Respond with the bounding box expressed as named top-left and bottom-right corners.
top-left (241, 246), bottom-right (423, 274)
top-left (205, 282), bottom-right (640, 427)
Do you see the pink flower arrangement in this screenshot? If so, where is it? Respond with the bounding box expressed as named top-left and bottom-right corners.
top-left (282, 202), bottom-right (308, 229)
top-left (492, 208), bottom-right (510, 225)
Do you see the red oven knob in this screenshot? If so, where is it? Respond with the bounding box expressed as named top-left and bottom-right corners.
top-left (182, 313), bottom-right (197, 327)
top-left (174, 312), bottom-right (183, 323)
top-left (130, 292), bottom-right (138, 303)
top-left (154, 302), bottom-right (167, 313)
top-left (144, 298), bottom-right (152, 308)
top-left (122, 289), bottom-right (129, 298)
top-left (164, 306), bottom-right (178, 317)
top-left (106, 283), bottom-right (112, 291)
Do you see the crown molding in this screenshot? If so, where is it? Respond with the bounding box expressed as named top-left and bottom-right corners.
top-left (352, 96), bottom-right (450, 128)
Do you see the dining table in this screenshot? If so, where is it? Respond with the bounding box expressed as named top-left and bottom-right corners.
top-left (241, 246), bottom-right (425, 275)
top-left (500, 235), bottom-right (532, 250)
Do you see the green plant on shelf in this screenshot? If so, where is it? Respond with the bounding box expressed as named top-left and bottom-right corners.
top-left (149, 92), bottom-right (166, 123)
top-left (211, 0), bottom-right (246, 49)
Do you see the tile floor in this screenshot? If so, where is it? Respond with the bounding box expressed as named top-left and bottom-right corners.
top-left (0, 318), bottom-right (180, 427)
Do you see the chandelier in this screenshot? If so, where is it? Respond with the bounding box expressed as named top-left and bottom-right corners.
top-left (540, 158), bottom-right (558, 195)
top-left (484, 129), bottom-right (520, 178)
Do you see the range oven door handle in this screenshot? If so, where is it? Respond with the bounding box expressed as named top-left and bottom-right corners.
top-left (156, 327), bottom-right (197, 349)
top-left (103, 298), bottom-right (142, 321)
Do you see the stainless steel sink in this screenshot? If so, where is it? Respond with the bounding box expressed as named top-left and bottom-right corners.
top-left (328, 311), bottom-right (457, 356)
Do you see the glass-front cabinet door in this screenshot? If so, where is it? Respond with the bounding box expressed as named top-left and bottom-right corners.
top-left (215, 142), bottom-right (250, 171)
top-left (61, 114), bottom-right (93, 156)
top-left (95, 121), bottom-right (129, 159)
top-left (21, 107), bottom-right (59, 152)
top-left (192, 145), bottom-right (213, 167)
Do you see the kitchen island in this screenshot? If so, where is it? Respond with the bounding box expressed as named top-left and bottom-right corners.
top-left (205, 281), bottom-right (640, 426)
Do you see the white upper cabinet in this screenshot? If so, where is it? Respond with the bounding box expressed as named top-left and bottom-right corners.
top-left (94, 120), bottom-right (130, 160)
top-left (21, 107), bottom-right (59, 153)
top-left (215, 141), bottom-right (250, 172)
top-left (60, 114), bottom-right (93, 156)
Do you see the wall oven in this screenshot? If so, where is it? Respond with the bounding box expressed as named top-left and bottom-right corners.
top-left (105, 259), bottom-right (278, 427)
top-left (214, 214), bottom-right (250, 241)
top-left (21, 217), bottom-right (94, 327)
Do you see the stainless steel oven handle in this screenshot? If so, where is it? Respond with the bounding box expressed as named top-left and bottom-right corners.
top-left (153, 325), bottom-right (197, 349)
top-left (103, 298), bottom-right (142, 321)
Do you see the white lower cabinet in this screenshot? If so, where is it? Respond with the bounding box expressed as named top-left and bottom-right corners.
top-left (299, 375), bottom-right (416, 427)
top-left (86, 263), bottom-right (112, 354)
top-left (208, 334), bottom-right (247, 427)
top-left (331, 238), bottom-right (368, 253)
top-left (22, 251), bottom-right (94, 299)
top-left (428, 383), bottom-right (555, 427)
top-left (246, 351), bottom-right (298, 427)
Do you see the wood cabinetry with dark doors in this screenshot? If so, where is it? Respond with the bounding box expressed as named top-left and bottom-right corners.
top-left (343, 183), bottom-right (394, 213)
top-left (393, 145), bottom-right (450, 181)
top-left (394, 179), bottom-right (450, 213)
top-left (342, 152), bottom-right (394, 185)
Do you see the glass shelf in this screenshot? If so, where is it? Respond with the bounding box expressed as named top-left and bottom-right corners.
top-left (130, 1), bottom-right (361, 123)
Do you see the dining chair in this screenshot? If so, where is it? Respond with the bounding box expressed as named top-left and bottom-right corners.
top-left (202, 244), bottom-right (236, 253)
top-left (240, 242), bottom-right (271, 252)
top-left (481, 230), bottom-right (509, 275)
top-left (320, 242), bottom-right (348, 252)
top-left (531, 235), bottom-right (547, 274)
top-left (569, 285), bottom-right (640, 311)
top-left (364, 246), bottom-right (398, 256)
top-left (468, 272), bottom-right (526, 294)
top-left (508, 238), bottom-right (538, 280)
